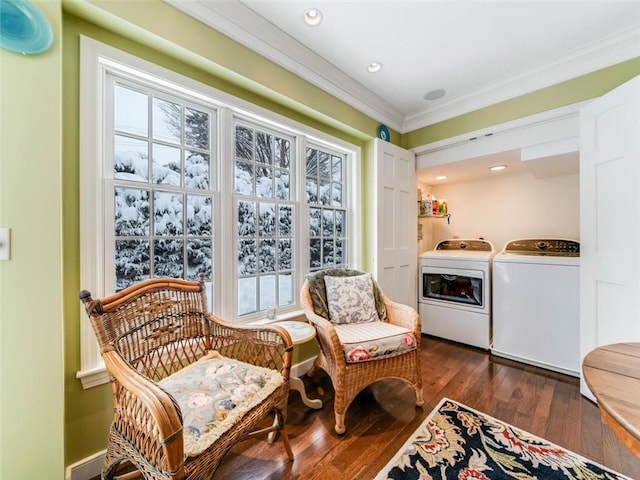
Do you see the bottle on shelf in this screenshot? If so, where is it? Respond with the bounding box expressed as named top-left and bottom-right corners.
top-left (439, 200), bottom-right (448, 216)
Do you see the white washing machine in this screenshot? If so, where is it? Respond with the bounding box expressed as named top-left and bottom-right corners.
top-left (492, 238), bottom-right (580, 377)
top-left (419, 239), bottom-right (496, 349)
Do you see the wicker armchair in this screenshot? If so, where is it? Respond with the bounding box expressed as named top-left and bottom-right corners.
top-left (79, 277), bottom-right (294, 480)
top-left (301, 269), bottom-right (424, 434)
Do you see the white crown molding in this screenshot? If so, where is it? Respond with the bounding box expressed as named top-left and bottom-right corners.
top-left (403, 25), bottom-right (640, 133)
top-left (165, 0), bottom-right (405, 131)
top-left (165, 0), bottom-right (639, 135)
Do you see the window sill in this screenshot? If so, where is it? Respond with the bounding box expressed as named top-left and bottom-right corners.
top-left (249, 309), bottom-right (307, 325)
top-left (76, 364), bottom-right (110, 389)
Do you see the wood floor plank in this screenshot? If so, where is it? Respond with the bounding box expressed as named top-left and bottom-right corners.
top-left (91, 336), bottom-right (640, 479)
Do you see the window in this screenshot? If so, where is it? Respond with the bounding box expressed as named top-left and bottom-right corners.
top-left (234, 121), bottom-right (295, 316)
top-left (109, 79), bottom-right (216, 306)
top-left (78, 37), bottom-right (360, 388)
top-left (306, 145), bottom-right (347, 271)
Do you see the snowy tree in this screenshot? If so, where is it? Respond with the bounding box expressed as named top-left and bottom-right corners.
top-left (187, 239), bottom-right (212, 280)
top-left (115, 240), bottom-right (150, 290)
top-left (278, 239), bottom-right (292, 270)
top-left (154, 192), bottom-right (183, 236)
top-left (156, 100), bottom-right (210, 150)
top-left (154, 239), bottom-right (184, 277)
top-left (185, 152), bottom-right (209, 189)
top-left (184, 107), bottom-right (210, 150)
top-left (115, 187), bottom-right (150, 236)
top-left (278, 206), bottom-right (293, 236)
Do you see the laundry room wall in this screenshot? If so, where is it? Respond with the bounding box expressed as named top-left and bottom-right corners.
top-left (419, 171), bottom-right (579, 253)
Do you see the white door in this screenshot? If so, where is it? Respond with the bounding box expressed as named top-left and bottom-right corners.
top-left (373, 138), bottom-right (417, 308)
top-left (580, 74), bottom-right (640, 400)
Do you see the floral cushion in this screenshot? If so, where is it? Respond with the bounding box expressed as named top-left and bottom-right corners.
top-left (158, 351), bottom-right (284, 457)
top-left (334, 321), bottom-right (417, 363)
top-left (324, 273), bottom-right (379, 324)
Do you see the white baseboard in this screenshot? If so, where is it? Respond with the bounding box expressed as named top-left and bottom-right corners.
top-left (65, 449), bottom-right (105, 480)
top-left (65, 357), bottom-right (318, 480)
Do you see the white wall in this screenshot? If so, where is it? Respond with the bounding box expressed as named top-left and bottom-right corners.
top-left (419, 171), bottom-right (579, 253)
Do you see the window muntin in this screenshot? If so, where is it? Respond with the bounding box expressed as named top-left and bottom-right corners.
top-left (306, 145), bottom-right (347, 271)
top-left (109, 78), bottom-right (216, 297)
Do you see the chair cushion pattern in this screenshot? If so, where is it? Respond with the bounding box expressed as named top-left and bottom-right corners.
top-left (333, 321), bottom-right (417, 363)
top-left (158, 351), bottom-right (285, 457)
top-left (324, 273), bottom-right (379, 324)
top-left (306, 268), bottom-right (387, 320)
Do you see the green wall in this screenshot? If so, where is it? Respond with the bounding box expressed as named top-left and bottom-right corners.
top-left (0, 1), bottom-right (65, 478)
top-left (402, 57), bottom-right (640, 149)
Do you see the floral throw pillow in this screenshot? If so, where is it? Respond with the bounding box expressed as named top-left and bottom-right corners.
top-left (324, 273), bottom-right (380, 324)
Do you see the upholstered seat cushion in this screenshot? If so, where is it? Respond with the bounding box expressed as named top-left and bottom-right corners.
top-left (333, 321), bottom-right (417, 364)
top-left (158, 351), bottom-right (285, 457)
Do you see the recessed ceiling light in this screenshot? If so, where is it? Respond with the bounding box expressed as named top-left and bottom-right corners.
top-left (435, 175), bottom-right (448, 180)
top-left (424, 88), bottom-right (446, 101)
top-left (304, 8), bottom-right (323, 26)
top-left (489, 165), bottom-right (507, 171)
top-left (367, 62), bottom-right (382, 73)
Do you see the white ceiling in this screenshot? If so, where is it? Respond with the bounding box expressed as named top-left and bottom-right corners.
top-left (167, 0), bottom-right (640, 183)
top-left (169, 0), bottom-right (640, 132)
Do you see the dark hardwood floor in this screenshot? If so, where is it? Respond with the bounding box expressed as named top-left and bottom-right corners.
top-left (95, 336), bottom-right (640, 479)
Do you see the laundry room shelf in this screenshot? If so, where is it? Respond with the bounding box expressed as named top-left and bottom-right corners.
top-left (418, 213), bottom-right (452, 224)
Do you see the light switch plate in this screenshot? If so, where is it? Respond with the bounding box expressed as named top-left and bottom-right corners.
top-left (0, 228), bottom-right (10, 261)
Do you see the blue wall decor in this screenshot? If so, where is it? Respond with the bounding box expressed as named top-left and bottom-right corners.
top-left (377, 124), bottom-right (390, 142)
top-left (0, 0), bottom-right (53, 55)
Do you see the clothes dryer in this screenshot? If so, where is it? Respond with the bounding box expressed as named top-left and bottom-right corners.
top-left (419, 239), bottom-right (496, 349)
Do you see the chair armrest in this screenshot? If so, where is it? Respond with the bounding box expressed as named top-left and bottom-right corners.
top-left (382, 294), bottom-right (422, 346)
top-left (300, 285), bottom-right (345, 368)
top-left (205, 314), bottom-right (294, 378)
top-left (102, 349), bottom-right (185, 478)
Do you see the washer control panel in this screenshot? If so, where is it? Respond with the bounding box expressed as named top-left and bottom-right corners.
top-left (436, 239), bottom-right (493, 251)
top-left (503, 239), bottom-right (579, 256)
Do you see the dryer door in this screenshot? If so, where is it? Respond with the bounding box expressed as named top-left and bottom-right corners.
top-left (420, 265), bottom-right (486, 312)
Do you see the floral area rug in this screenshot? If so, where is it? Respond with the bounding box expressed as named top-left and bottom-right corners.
top-left (375, 397), bottom-right (631, 480)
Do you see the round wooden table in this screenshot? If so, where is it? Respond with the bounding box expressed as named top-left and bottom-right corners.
top-left (582, 342), bottom-right (640, 459)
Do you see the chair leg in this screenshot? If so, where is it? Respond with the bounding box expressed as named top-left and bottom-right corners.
top-left (280, 425), bottom-right (294, 461)
top-left (275, 410), bottom-right (294, 461)
top-left (334, 413), bottom-right (346, 435)
top-left (414, 385), bottom-right (424, 406)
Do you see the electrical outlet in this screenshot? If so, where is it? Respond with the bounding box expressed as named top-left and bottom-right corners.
top-left (0, 228), bottom-right (10, 261)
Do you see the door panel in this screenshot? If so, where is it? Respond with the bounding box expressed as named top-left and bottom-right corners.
top-left (580, 74), bottom-right (640, 400)
top-left (373, 139), bottom-right (417, 308)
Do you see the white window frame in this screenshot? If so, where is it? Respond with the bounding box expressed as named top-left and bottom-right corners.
top-left (77, 36), bottom-right (361, 388)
